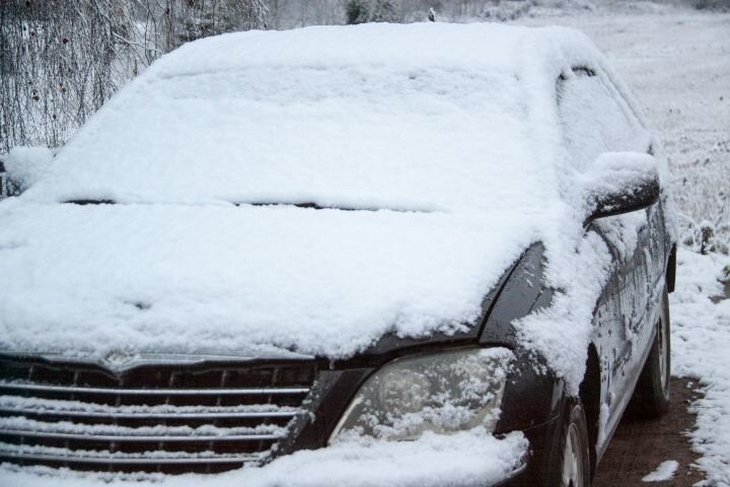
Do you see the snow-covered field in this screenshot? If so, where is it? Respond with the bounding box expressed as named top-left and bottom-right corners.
top-left (519, 8), bottom-right (730, 486)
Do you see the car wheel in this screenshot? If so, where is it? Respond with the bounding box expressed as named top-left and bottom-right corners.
top-left (553, 401), bottom-right (591, 487)
top-left (629, 287), bottom-right (671, 418)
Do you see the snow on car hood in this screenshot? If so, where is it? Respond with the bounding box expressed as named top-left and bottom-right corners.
top-left (0, 201), bottom-right (543, 359)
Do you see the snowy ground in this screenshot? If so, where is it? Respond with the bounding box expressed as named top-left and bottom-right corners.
top-left (642, 459), bottom-right (680, 482)
top-left (517, 8), bottom-right (730, 486)
top-left (672, 251), bottom-right (730, 486)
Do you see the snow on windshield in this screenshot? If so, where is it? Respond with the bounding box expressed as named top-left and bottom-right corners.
top-left (25, 23), bottom-right (558, 212)
top-left (37, 66), bottom-right (533, 211)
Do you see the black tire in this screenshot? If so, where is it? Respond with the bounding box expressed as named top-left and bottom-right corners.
top-left (550, 401), bottom-right (591, 487)
top-left (629, 287), bottom-right (671, 419)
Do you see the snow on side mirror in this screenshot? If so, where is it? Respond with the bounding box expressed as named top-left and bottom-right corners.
top-left (1, 146), bottom-right (54, 199)
top-left (582, 151), bottom-right (660, 226)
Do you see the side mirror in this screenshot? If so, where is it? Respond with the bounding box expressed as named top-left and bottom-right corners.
top-left (582, 152), bottom-right (660, 226)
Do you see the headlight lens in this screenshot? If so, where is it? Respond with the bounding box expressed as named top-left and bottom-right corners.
top-left (330, 347), bottom-right (512, 443)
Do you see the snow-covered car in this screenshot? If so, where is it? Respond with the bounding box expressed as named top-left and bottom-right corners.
top-left (0, 23), bottom-right (675, 487)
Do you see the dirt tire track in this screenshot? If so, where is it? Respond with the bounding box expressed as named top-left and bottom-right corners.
top-left (593, 377), bottom-right (704, 486)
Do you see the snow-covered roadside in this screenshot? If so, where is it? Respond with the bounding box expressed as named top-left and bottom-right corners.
top-left (671, 250), bottom-right (730, 486)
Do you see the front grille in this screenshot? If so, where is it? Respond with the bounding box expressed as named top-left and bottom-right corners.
top-left (0, 356), bottom-right (317, 474)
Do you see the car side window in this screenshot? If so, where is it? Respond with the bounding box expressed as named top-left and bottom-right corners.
top-left (557, 67), bottom-right (647, 169)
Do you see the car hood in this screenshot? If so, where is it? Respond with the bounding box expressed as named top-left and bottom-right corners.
top-left (0, 200), bottom-right (542, 360)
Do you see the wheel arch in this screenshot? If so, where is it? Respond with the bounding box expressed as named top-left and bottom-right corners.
top-left (666, 243), bottom-right (677, 293)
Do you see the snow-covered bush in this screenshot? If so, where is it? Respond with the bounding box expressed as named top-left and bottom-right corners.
top-left (672, 158), bottom-right (729, 255)
top-left (346, 0), bottom-right (372, 23)
top-left (693, 0), bottom-right (730, 12)
top-left (346, 0), bottom-right (402, 24)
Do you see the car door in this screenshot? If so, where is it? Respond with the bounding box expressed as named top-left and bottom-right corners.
top-left (556, 66), bottom-right (661, 443)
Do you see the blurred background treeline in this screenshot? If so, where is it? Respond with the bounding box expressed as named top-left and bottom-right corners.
top-left (2, 0), bottom-right (727, 153)
top-left (2, 0), bottom-right (546, 153)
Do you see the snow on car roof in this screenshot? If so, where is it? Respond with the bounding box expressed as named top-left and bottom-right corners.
top-left (1, 23), bottom-right (624, 393)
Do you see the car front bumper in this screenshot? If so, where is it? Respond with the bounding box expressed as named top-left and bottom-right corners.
top-left (1, 429), bottom-right (528, 487)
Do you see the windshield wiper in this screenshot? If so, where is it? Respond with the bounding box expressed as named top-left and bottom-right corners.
top-left (64, 199), bottom-right (115, 205)
top-left (240, 201), bottom-right (428, 213)
top-left (62, 199), bottom-right (429, 213)
top-left (244, 201), bottom-right (361, 211)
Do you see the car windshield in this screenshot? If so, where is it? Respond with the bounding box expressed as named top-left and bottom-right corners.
top-left (28, 64), bottom-right (551, 214)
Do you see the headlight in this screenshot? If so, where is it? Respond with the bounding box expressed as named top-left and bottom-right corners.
top-left (330, 347), bottom-right (512, 443)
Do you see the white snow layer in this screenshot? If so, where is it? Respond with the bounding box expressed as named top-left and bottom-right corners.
top-left (670, 250), bottom-right (730, 487)
top-left (23, 22), bottom-right (603, 210)
top-left (579, 151), bottom-right (659, 205)
top-left (0, 23), bottom-right (656, 395)
top-left (2, 11), bottom-right (706, 487)
top-left (0, 201), bottom-right (537, 358)
top-left (641, 460), bottom-right (679, 482)
top-left (0, 430), bottom-right (528, 487)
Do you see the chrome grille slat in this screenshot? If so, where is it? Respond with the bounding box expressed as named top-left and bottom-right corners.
top-left (1, 451), bottom-right (261, 465)
top-left (0, 406), bottom-right (299, 419)
top-left (0, 381), bottom-right (309, 395)
top-left (0, 358), bottom-right (318, 474)
top-left (1, 429), bottom-right (285, 442)
top-left (0, 442), bottom-right (265, 465)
